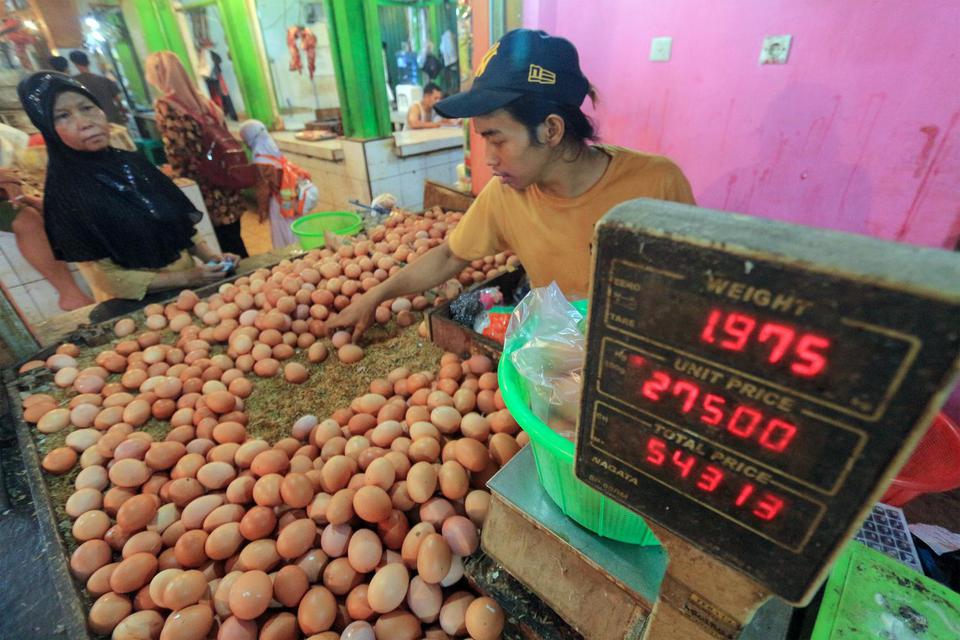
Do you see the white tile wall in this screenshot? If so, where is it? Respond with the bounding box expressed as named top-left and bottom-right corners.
top-left (0, 233), bottom-right (20, 286)
top-left (5, 283), bottom-right (41, 325)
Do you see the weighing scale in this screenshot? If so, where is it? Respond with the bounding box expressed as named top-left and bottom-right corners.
top-left (482, 199), bottom-right (960, 639)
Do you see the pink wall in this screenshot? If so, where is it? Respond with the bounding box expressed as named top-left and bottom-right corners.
top-left (516, 0), bottom-right (960, 248)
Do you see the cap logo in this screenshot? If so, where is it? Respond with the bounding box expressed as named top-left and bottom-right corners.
top-left (475, 42), bottom-right (500, 78)
top-left (527, 64), bottom-right (556, 85)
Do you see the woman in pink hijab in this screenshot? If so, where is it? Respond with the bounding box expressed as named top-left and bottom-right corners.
top-left (146, 51), bottom-right (248, 257)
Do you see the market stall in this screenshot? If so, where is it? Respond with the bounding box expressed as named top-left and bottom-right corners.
top-left (3, 187), bottom-right (960, 640)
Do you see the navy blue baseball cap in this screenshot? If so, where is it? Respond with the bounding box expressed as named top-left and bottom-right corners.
top-left (435, 29), bottom-right (590, 118)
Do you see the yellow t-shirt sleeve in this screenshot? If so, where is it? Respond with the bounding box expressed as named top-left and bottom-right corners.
top-left (447, 181), bottom-right (507, 260)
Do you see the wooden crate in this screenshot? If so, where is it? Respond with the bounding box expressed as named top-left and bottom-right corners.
top-left (428, 267), bottom-right (525, 360)
top-left (423, 179), bottom-right (475, 212)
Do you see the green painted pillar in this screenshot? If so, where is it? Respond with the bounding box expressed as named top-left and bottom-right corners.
top-left (324, 0), bottom-right (392, 138)
top-left (215, 0), bottom-right (275, 125)
top-left (132, 0), bottom-right (195, 79)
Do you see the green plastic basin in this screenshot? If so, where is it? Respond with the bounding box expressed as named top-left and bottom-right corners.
top-left (498, 300), bottom-right (659, 545)
top-left (290, 211), bottom-right (364, 250)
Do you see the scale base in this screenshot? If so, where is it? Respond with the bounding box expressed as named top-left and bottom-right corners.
top-left (483, 447), bottom-right (795, 639)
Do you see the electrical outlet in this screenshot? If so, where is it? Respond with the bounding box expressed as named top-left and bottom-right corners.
top-left (649, 37), bottom-right (672, 62)
top-left (760, 35), bottom-right (791, 65)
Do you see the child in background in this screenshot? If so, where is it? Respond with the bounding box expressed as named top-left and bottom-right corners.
top-left (239, 119), bottom-right (317, 249)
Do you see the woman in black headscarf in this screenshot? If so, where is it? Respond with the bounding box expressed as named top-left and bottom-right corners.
top-left (16, 72), bottom-right (237, 301)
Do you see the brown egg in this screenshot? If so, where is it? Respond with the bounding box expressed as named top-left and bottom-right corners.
top-left (65, 488), bottom-right (103, 518)
top-left (239, 505), bottom-right (277, 540)
top-left (438, 461), bottom-right (469, 501)
top-left (117, 494), bottom-right (160, 532)
top-left (284, 362), bottom-right (308, 384)
top-left (114, 318), bottom-right (136, 337)
top-left (253, 358), bottom-right (280, 377)
top-left (367, 562), bottom-right (409, 613)
top-left (205, 390), bottom-right (237, 414)
top-left (112, 610), bottom-right (165, 640)
top-left (237, 539), bottom-right (281, 572)
top-left (277, 518), bottom-right (317, 559)
top-left (338, 344), bottom-right (364, 364)
top-left (364, 457), bottom-right (396, 490)
top-left (489, 433), bottom-right (521, 467)
top-left (297, 586), bottom-right (337, 635)
top-left (406, 462), bottom-right (438, 503)
top-left (273, 565), bottom-right (309, 608)
top-left (353, 486), bottom-right (393, 523)
top-left (320, 523), bottom-right (352, 558)
top-left (205, 522), bottom-right (244, 560)
top-left (416, 533), bottom-right (453, 585)
top-left (42, 447), bottom-right (77, 474)
top-left (347, 528), bottom-right (383, 574)
top-left (438, 591), bottom-right (475, 636)
top-left (159, 603), bottom-right (213, 640)
top-left (454, 438), bottom-right (489, 472)
top-left (373, 610), bottom-right (422, 640)
top-left (407, 575), bottom-right (443, 623)
top-left (465, 597), bottom-right (505, 640)
top-left (307, 342), bottom-right (328, 363)
top-left (196, 461), bottom-right (236, 490)
top-left (228, 570), bottom-right (272, 620)
top-left (73, 509), bottom-right (111, 541)
top-left (163, 569), bottom-right (208, 610)
top-left (37, 408), bottom-right (70, 434)
top-left (88, 591), bottom-right (132, 634)
top-left (110, 459), bottom-right (152, 488)
top-left (110, 552), bottom-right (159, 593)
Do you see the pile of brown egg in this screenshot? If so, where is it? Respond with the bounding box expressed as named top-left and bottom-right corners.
top-left (14, 207), bottom-right (529, 639)
top-left (25, 346), bottom-right (525, 639)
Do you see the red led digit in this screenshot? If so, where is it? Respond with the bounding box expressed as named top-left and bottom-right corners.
top-left (701, 309), bottom-right (722, 344)
top-left (735, 483), bottom-right (755, 506)
top-left (753, 493), bottom-right (785, 521)
top-left (696, 465), bottom-right (724, 492)
top-left (759, 419), bottom-right (797, 452)
top-left (728, 406), bottom-right (763, 438)
top-left (700, 394), bottom-right (726, 426)
top-left (672, 380), bottom-right (700, 413)
top-left (671, 450), bottom-right (696, 478)
top-left (758, 323), bottom-right (795, 364)
top-left (646, 437), bottom-right (667, 466)
top-left (720, 313), bottom-right (756, 351)
top-left (792, 334), bottom-right (831, 377)
top-left (642, 371), bottom-right (671, 401)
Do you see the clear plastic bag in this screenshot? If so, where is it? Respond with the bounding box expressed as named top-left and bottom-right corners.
top-left (505, 282), bottom-right (586, 441)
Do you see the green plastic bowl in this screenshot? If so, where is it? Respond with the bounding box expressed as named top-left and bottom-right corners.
top-left (498, 300), bottom-right (659, 545)
top-left (291, 211), bottom-right (364, 250)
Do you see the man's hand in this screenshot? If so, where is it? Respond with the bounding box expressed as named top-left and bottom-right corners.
top-left (327, 290), bottom-right (381, 342)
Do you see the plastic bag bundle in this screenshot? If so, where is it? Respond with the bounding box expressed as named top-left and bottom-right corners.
top-left (505, 282), bottom-right (586, 440)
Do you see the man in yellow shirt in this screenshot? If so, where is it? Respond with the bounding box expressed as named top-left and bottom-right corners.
top-left (330, 29), bottom-right (694, 339)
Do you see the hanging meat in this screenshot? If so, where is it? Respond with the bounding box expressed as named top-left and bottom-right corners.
top-left (287, 25), bottom-right (302, 73)
top-left (301, 28), bottom-right (317, 79)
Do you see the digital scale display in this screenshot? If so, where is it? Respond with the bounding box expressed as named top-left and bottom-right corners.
top-left (575, 201), bottom-right (960, 603)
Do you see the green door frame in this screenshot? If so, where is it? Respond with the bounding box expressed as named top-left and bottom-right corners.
top-left (324, 0), bottom-right (392, 138)
top-left (133, 0), bottom-right (276, 125)
top-left (132, 0), bottom-right (195, 78)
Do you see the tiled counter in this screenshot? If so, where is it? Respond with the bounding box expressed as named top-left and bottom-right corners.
top-left (273, 127), bottom-right (463, 213)
top-left (0, 180), bottom-right (219, 329)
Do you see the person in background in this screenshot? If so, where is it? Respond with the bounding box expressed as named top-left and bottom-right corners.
top-left (418, 41), bottom-right (443, 83)
top-left (47, 55), bottom-right (68, 73)
top-left (15, 72), bottom-right (236, 301)
top-left (239, 119), bottom-right (308, 249)
top-left (331, 29), bottom-right (695, 340)
top-left (145, 51), bottom-right (248, 258)
top-left (68, 50), bottom-right (125, 125)
top-left (405, 82), bottom-right (458, 130)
